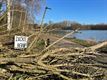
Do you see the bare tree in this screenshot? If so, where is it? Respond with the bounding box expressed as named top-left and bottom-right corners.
top-left (14, 0), bottom-right (45, 24)
top-left (3, 0), bottom-right (45, 31)
top-left (7, 0), bottom-right (11, 30)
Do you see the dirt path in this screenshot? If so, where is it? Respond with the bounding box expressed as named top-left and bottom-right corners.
top-left (41, 33), bottom-right (83, 48)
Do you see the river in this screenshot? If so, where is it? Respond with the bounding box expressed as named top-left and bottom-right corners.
top-left (52, 30), bottom-right (107, 42)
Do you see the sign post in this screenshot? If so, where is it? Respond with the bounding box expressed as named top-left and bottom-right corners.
top-left (14, 36), bottom-right (28, 49)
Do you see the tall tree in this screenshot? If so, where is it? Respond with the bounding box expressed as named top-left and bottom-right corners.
top-left (13, 0), bottom-right (45, 24)
top-left (2, 0), bottom-right (45, 30)
top-left (7, 0), bottom-right (11, 30)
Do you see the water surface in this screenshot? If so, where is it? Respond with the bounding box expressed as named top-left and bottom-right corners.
top-left (52, 30), bottom-right (107, 42)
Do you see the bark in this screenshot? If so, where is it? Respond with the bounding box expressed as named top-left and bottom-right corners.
top-left (7, 0), bottom-right (11, 30)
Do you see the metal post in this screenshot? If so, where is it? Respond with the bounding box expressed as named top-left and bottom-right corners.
top-left (40, 6), bottom-right (51, 31)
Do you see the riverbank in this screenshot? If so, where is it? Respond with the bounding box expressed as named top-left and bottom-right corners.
top-left (50, 33), bottom-right (107, 53)
top-left (50, 30), bottom-right (107, 42)
top-left (65, 38), bottom-right (96, 47)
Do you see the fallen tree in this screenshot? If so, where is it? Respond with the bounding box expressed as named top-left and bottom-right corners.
top-left (0, 40), bottom-right (107, 80)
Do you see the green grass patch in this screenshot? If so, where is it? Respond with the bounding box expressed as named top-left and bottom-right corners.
top-left (65, 38), bottom-right (96, 47)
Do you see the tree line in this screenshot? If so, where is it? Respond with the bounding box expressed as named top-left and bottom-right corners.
top-left (44, 21), bottom-right (107, 30)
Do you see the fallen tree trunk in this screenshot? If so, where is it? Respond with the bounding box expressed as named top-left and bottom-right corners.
top-left (89, 41), bottom-right (107, 50)
top-left (0, 58), bottom-right (37, 64)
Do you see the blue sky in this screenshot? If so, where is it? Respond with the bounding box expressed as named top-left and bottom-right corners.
top-left (0, 0), bottom-right (107, 24)
top-left (43, 0), bottom-right (107, 24)
top-left (0, 2), bottom-right (6, 15)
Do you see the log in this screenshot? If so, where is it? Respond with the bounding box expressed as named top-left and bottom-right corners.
top-left (0, 58), bottom-right (37, 64)
top-left (89, 41), bottom-right (107, 50)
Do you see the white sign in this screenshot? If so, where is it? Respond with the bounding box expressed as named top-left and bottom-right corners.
top-left (14, 36), bottom-right (28, 49)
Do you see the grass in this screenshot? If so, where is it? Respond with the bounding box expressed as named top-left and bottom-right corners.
top-left (65, 38), bottom-right (96, 47)
top-left (35, 38), bottom-right (46, 51)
